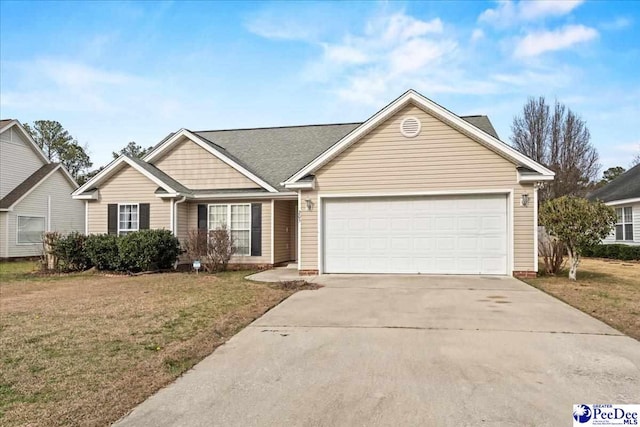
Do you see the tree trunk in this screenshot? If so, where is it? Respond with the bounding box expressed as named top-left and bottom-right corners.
top-left (567, 248), bottom-right (580, 281)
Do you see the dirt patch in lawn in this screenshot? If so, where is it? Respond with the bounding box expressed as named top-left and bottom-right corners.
top-left (523, 258), bottom-right (640, 340)
top-left (0, 269), bottom-right (314, 427)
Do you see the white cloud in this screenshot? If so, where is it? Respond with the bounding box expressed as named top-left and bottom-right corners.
top-left (514, 25), bottom-right (598, 57)
top-left (322, 44), bottom-right (369, 65)
top-left (479, 0), bottom-right (584, 27)
top-left (471, 29), bottom-right (485, 42)
top-left (600, 17), bottom-right (632, 31)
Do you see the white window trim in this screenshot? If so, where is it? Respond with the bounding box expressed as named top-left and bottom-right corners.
top-left (615, 206), bottom-right (634, 242)
top-left (16, 215), bottom-right (46, 245)
top-left (118, 203), bottom-right (140, 236)
top-left (208, 203), bottom-right (252, 256)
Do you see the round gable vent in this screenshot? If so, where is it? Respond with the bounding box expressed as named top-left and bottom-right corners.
top-left (400, 116), bottom-right (421, 138)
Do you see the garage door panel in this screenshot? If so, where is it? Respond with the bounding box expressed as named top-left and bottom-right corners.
top-left (324, 195), bottom-right (508, 275)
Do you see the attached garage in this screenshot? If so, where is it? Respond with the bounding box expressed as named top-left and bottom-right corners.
top-left (322, 194), bottom-right (509, 275)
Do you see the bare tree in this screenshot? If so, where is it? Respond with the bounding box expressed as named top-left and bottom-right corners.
top-left (631, 144), bottom-right (640, 167)
top-left (511, 97), bottom-right (600, 202)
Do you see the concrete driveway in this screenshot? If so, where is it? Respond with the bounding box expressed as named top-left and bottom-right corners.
top-left (116, 274), bottom-right (640, 427)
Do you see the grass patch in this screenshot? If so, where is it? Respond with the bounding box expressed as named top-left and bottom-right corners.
top-left (523, 258), bottom-right (640, 340)
top-left (0, 269), bottom-right (311, 426)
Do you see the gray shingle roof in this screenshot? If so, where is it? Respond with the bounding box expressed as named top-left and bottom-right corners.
top-left (194, 115), bottom-right (499, 191)
top-left (0, 163), bottom-right (59, 209)
top-left (588, 164), bottom-right (640, 202)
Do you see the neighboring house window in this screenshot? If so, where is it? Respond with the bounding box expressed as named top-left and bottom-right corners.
top-left (208, 204), bottom-right (251, 255)
top-left (17, 216), bottom-right (46, 244)
top-left (615, 207), bottom-right (634, 241)
top-left (118, 204), bottom-right (139, 235)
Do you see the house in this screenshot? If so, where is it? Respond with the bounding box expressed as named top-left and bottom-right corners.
top-left (72, 90), bottom-right (554, 277)
top-left (0, 119), bottom-right (85, 258)
top-left (588, 164), bottom-right (639, 245)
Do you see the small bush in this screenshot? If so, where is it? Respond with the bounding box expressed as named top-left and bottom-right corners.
top-left (117, 229), bottom-right (181, 272)
top-left (85, 234), bottom-right (120, 270)
top-left (183, 228), bottom-right (234, 272)
top-left (583, 244), bottom-right (640, 261)
top-left (53, 232), bottom-right (92, 272)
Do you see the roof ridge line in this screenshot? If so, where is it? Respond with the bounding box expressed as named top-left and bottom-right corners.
top-left (194, 122), bottom-right (364, 133)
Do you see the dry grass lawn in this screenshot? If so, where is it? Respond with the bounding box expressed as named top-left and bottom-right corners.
top-left (0, 261), bottom-right (311, 427)
top-left (524, 257), bottom-right (640, 340)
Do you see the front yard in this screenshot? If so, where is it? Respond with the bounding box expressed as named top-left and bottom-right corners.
top-left (523, 257), bottom-right (640, 340)
top-left (0, 262), bottom-right (309, 427)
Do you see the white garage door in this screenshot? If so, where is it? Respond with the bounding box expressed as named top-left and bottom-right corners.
top-left (323, 195), bottom-right (508, 275)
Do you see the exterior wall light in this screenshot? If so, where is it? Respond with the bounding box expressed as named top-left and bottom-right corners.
top-left (305, 198), bottom-right (314, 211)
top-left (521, 193), bottom-right (530, 207)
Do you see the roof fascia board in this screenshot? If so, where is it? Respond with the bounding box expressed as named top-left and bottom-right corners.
top-left (284, 90), bottom-right (555, 184)
top-left (605, 197), bottom-right (640, 206)
top-left (283, 178), bottom-right (316, 190)
top-left (72, 156), bottom-right (176, 196)
top-left (2, 164), bottom-right (62, 210)
top-left (143, 129), bottom-right (279, 193)
top-left (1, 120), bottom-right (50, 164)
top-left (190, 191), bottom-right (297, 200)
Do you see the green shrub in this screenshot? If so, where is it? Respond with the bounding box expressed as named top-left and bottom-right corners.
top-left (583, 243), bottom-right (640, 261)
top-left (85, 234), bottom-right (120, 271)
top-left (117, 229), bottom-right (180, 272)
top-left (52, 232), bottom-right (92, 272)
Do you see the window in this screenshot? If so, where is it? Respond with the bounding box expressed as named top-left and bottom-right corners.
top-left (17, 216), bottom-right (45, 244)
top-left (118, 204), bottom-right (139, 235)
top-left (615, 206), bottom-right (634, 241)
top-left (208, 204), bottom-right (251, 255)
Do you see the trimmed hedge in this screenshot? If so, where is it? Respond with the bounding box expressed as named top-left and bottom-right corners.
top-left (117, 229), bottom-right (181, 272)
top-left (582, 244), bottom-right (640, 261)
top-left (52, 230), bottom-right (181, 272)
top-left (85, 234), bottom-right (120, 271)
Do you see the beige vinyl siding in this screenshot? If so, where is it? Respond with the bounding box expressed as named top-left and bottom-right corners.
top-left (289, 200), bottom-right (297, 260)
top-left (175, 201), bottom-right (189, 244)
top-left (185, 200), bottom-right (272, 265)
top-left (300, 103), bottom-right (536, 272)
top-left (153, 137), bottom-right (260, 190)
top-left (87, 165), bottom-right (171, 234)
top-left (0, 127), bottom-right (46, 198)
top-left (5, 170), bottom-right (84, 258)
top-left (273, 200), bottom-right (295, 264)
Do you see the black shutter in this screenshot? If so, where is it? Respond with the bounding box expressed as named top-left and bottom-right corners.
top-left (197, 204), bottom-right (207, 230)
top-left (107, 204), bottom-right (118, 235)
top-left (251, 203), bottom-right (262, 256)
top-left (139, 203), bottom-right (150, 230)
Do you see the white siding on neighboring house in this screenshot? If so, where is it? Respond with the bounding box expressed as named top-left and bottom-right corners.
top-left (603, 202), bottom-right (640, 246)
top-left (4, 169), bottom-right (84, 257)
top-left (0, 127), bottom-right (46, 198)
top-left (0, 212), bottom-right (7, 258)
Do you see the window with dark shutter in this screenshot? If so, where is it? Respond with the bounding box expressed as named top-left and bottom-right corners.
top-left (107, 204), bottom-right (118, 235)
top-left (197, 204), bottom-right (207, 230)
top-left (251, 203), bottom-right (262, 256)
top-left (139, 203), bottom-right (150, 229)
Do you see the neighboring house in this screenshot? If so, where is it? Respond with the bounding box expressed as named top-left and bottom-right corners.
top-left (588, 164), bottom-right (640, 246)
top-left (0, 120), bottom-right (85, 258)
top-left (72, 90), bottom-right (554, 277)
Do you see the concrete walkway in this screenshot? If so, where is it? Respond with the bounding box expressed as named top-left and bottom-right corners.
top-left (116, 273), bottom-right (640, 427)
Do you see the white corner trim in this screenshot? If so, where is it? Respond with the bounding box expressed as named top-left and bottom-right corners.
top-left (270, 199), bottom-right (275, 265)
top-left (533, 186), bottom-right (539, 273)
top-left (605, 198), bottom-right (640, 206)
top-left (4, 164), bottom-right (63, 210)
top-left (284, 90), bottom-right (555, 184)
top-left (143, 129), bottom-right (278, 193)
top-left (297, 190), bottom-right (302, 270)
top-left (73, 156), bottom-right (176, 196)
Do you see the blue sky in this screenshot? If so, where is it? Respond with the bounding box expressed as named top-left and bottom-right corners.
top-left (1, 0), bottom-right (638, 172)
